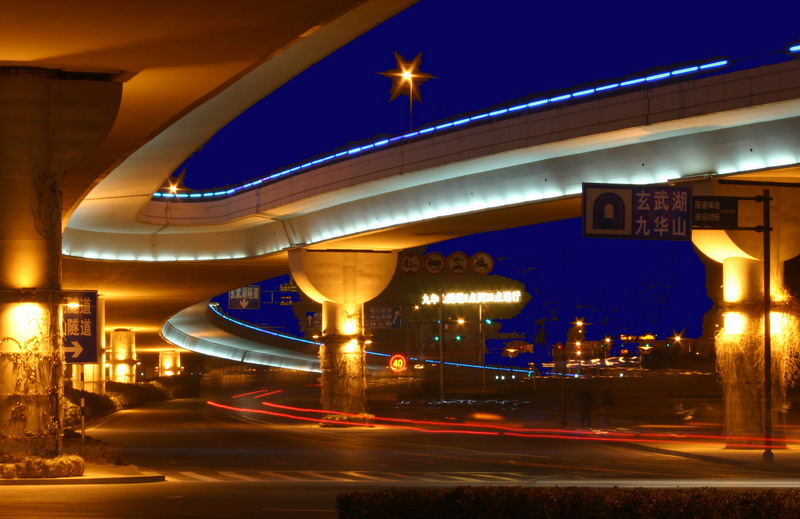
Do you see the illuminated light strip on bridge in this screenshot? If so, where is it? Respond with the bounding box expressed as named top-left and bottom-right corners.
top-left (153, 58), bottom-right (731, 200)
top-left (209, 303), bottom-right (320, 346)
top-left (421, 290), bottom-right (522, 305)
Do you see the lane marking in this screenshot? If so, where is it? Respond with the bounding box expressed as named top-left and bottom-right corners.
top-left (179, 471), bottom-right (220, 482)
top-left (219, 471), bottom-right (261, 481)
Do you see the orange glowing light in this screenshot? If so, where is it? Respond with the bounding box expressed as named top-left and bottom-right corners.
top-left (378, 51), bottom-right (435, 103)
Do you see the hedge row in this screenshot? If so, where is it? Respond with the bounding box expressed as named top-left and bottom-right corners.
top-left (63, 376), bottom-right (201, 427)
top-left (0, 455), bottom-right (84, 478)
top-left (337, 487), bottom-right (800, 519)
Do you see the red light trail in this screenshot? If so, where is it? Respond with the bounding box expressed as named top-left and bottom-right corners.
top-left (208, 389), bottom-right (797, 448)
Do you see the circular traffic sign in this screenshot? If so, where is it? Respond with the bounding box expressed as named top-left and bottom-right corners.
top-left (471, 252), bottom-right (494, 274)
top-left (399, 252), bottom-right (421, 274)
top-left (447, 251), bottom-right (469, 275)
top-left (389, 354), bottom-right (408, 373)
top-left (423, 252), bottom-right (445, 274)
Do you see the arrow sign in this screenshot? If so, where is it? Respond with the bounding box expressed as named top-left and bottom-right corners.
top-left (64, 340), bottom-right (84, 359)
top-left (62, 290), bottom-right (99, 364)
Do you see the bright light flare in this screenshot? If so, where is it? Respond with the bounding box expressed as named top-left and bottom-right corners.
top-left (723, 311), bottom-right (746, 335)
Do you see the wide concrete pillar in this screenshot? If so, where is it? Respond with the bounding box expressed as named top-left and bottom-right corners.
top-left (110, 329), bottom-right (137, 384)
top-left (289, 249), bottom-right (397, 421)
top-left (693, 179), bottom-right (800, 448)
top-left (0, 69), bottom-right (120, 450)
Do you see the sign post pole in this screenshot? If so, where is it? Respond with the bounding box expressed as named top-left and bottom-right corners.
top-left (761, 188), bottom-right (773, 462)
top-left (438, 297), bottom-right (444, 402)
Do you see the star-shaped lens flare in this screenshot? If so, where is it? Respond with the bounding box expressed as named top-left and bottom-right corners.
top-left (378, 51), bottom-right (435, 103)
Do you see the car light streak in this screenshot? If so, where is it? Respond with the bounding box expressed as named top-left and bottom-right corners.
top-left (255, 400), bottom-right (792, 445)
top-left (231, 389), bottom-right (283, 399)
top-left (210, 390), bottom-right (799, 448)
top-left (207, 400), bottom-right (499, 434)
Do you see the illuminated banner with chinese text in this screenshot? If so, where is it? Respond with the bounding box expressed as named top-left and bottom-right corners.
top-left (421, 290), bottom-right (522, 305)
top-left (62, 290), bottom-right (99, 364)
top-left (582, 183), bottom-right (691, 241)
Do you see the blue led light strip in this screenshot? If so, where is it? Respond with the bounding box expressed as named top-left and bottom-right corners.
top-left (209, 303), bottom-right (320, 346)
top-left (155, 58), bottom-right (730, 200)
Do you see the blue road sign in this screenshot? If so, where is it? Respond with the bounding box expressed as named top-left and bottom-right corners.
top-left (228, 284), bottom-right (261, 309)
top-left (582, 183), bottom-right (691, 240)
top-left (62, 290), bottom-right (99, 364)
top-left (367, 306), bottom-right (402, 329)
top-left (306, 311), bottom-right (322, 329)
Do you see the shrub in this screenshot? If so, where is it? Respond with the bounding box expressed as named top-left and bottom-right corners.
top-left (337, 487), bottom-right (800, 519)
top-left (0, 455), bottom-right (84, 479)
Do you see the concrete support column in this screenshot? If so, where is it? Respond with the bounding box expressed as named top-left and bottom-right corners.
top-left (693, 180), bottom-right (800, 449)
top-left (319, 301), bottom-right (367, 416)
top-left (716, 258), bottom-right (775, 446)
top-left (0, 70), bottom-right (118, 450)
top-left (289, 249), bottom-right (397, 422)
top-left (110, 329), bottom-right (137, 384)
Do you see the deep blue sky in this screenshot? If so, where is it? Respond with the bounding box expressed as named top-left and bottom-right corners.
top-left (203, 1), bottom-right (798, 347)
top-left (176, 1), bottom-right (800, 190)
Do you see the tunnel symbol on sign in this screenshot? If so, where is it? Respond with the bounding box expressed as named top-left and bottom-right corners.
top-left (593, 193), bottom-right (625, 230)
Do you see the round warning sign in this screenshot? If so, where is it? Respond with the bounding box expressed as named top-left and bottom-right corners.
top-left (446, 252), bottom-right (469, 275)
top-left (471, 252), bottom-right (494, 274)
top-left (399, 253), bottom-right (421, 274)
top-left (389, 354), bottom-right (408, 373)
top-left (423, 252), bottom-right (445, 274)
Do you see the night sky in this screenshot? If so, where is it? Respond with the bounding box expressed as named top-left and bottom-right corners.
top-left (203, 1), bottom-right (799, 357)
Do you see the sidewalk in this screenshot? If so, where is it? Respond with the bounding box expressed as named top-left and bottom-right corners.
top-left (623, 439), bottom-right (800, 474)
top-left (0, 464), bottom-right (165, 485)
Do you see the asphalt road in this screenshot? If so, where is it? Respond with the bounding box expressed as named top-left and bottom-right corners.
top-left (2, 380), bottom-right (799, 518)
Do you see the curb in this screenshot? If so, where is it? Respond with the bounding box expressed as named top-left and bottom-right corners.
top-left (0, 468), bottom-right (166, 485)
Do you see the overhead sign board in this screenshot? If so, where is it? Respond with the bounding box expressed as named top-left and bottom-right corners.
top-left (367, 306), bottom-right (402, 329)
top-left (62, 290), bottom-right (99, 364)
top-left (228, 285), bottom-right (260, 309)
top-left (692, 195), bottom-right (739, 229)
top-left (582, 183), bottom-right (691, 241)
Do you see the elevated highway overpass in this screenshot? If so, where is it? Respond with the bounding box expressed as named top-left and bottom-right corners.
top-left (63, 51), bottom-right (800, 365)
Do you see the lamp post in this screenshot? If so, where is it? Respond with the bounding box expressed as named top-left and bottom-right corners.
top-left (479, 304), bottom-right (486, 392)
top-left (438, 295), bottom-right (444, 402)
